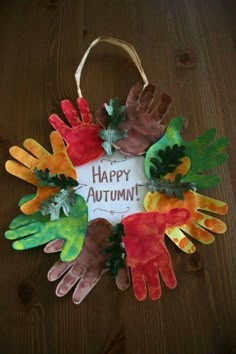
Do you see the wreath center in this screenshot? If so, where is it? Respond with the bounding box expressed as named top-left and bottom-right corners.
top-left (76, 150), bottom-right (148, 224)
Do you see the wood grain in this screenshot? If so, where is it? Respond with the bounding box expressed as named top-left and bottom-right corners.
top-left (0, 1), bottom-right (236, 353)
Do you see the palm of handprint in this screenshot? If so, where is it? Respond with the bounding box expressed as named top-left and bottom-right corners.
top-left (96, 82), bottom-right (172, 155)
top-left (122, 209), bottom-right (190, 301)
top-left (5, 131), bottom-right (76, 214)
top-left (49, 97), bottom-right (104, 166)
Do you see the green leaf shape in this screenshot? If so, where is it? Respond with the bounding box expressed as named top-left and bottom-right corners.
top-left (149, 174), bottom-right (197, 200)
top-left (99, 98), bottom-right (127, 156)
top-left (40, 188), bottom-right (77, 221)
top-left (5, 193), bottom-right (88, 262)
top-left (34, 168), bottom-right (78, 188)
top-left (145, 117), bottom-right (229, 189)
top-left (103, 223), bottom-right (126, 277)
top-left (150, 144), bottom-right (186, 179)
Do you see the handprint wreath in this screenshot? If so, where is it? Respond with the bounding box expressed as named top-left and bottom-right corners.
top-left (4, 36), bottom-right (229, 304)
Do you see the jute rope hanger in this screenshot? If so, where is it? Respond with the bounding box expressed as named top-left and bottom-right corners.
top-left (75, 36), bottom-right (149, 98)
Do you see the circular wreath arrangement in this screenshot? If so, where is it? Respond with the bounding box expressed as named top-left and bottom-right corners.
top-left (4, 37), bottom-right (228, 303)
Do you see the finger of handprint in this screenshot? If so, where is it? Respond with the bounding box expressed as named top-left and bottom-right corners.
top-left (115, 265), bottom-right (130, 290)
top-left (5, 222), bottom-right (39, 240)
top-left (193, 152), bottom-right (228, 173)
top-left (72, 269), bottom-right (107, 304)
top-left (152, 93), bottom-right (172, 121)
top-left (49, 114), bottom-right (71, 140)
top-left (205, 138), bottom-right (228, 156)
top-left (23, 139), bottom-right (50, 159)
top-left (155, 250), bottom-right (177, 289)
top-left (131, 265), bottom-right (147, 301)
top-left (50, 131), bottom-right (67, 153)
top-left (143, 262), bottom-right (161, 300)
top-left (181, 222), bottom-right (215, 244)
top-left (9, 146), bottom-right (38, 168)
top-left (20, 197), bottom-right (42, 215)
top-left (158, 93), bottom-right (172, 118)
top-left (44, 239), bottom-right (64, 253)
top-left (77, 98), bottom-right (93, 124)
top-left (55, 263), bottom-right (86, 297)
top-left (60, 236), bottom-right (85, 263)
top-left (182, 174), bottom-right (220, 189)
top-left (139, 84), bottom-right (155, 111)
top-left (5, 160), bottom-right (38, 186)
top-left (8, 213), bottom-right (40, 229)
top-left (126, 82), bottom-right (143, 106)
top-left (166, 227), bottom-right (196, 254)
top-left (47, 259), bottom-right (73, 281)
top-left (12, 232), bottom-right (49, 250)
top-left (194, 211), bottom-right (227, 234)
top-left (61, 100), bottom-right (80, 127)
top-left (190, 128), bottom-right (216, 148)
top-left (195, 193), bottom-right (228, 215)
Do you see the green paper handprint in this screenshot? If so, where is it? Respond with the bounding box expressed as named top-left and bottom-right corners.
top-left (145, 116), bottom-right (228, 189)
top-left (5, 194), bottom-right (88, 262)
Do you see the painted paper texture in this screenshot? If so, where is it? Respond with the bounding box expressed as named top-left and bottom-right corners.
top-left (49, 98), bottom-right (104, 166)
top-left (5, 194), bottom-right (88, 262)
top-left (122, 209), bottom-right (190, 301)
top-left (144, 190), bottom-right (228, 253)
top-left (5, 131), bottom-right (76, 214)
top-left (45, 218), bottom-right (130, 304)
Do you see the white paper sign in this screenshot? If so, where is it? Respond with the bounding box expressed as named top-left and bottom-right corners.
top-left (76, 151), bottom-right (149, 224)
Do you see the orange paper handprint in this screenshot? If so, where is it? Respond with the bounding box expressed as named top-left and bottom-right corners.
top-left (5, 132), bottom-right (76, 215)
top-left (144, 190), bottom-right (228, 254)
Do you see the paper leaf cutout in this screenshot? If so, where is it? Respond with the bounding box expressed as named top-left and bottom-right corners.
top-left (34, 168), bottom-right (78, 189)
top-left (98, 98), bottom-right (128, 155)
top-left (149, 144), bottom-right (186, 179)
top-left (40, 188), bottom-right (77, 221)
top-left (104, 223), bottom-right (126, 277)
top-left (148, 174), bottom-right (197, 200)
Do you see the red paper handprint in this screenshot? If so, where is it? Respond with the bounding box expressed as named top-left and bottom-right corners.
top-left (49, 98), bottom-right (104, 166)
top-left (122, 209), bottom-right (190, 301)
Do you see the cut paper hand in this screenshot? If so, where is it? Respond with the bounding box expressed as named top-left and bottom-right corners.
top-left (5, 131), bottom-right (76, 215)
top-left (44, 218), bottom-right (130, 304)
top-left (95, 82), bottom-right (172, 156)
top-left (121, 209), bottom-right (190, 301)
top-left (49, 98), bottom-right (104, 166)
top-left (144, 190), bottom-right (228, 254)
top-left (145, 116), bottom-right (228, 189)
top-left (5, 194), bottom-right (88, 262)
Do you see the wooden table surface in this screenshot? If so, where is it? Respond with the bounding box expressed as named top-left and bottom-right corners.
top-left (0, 1), bottom-right (236, 353)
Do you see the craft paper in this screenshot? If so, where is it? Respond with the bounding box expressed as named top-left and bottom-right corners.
top-left (122, 209), bottom-right (190, 301)
top-left (96, 82), bottom-right (172, 156)
top-left (145, 116), bottom-right (228, 189)
top-left (76, 150), bottom-right (149, 224)
top-left (5, 131), bottom-right (76, 215)
top-left (5, 194), bottom-right (88, 262)
top-left (144, 190), bottom-right (228, 254)
top-left (44, 218), bottom-right (130, 304)
top-left (49, 98), bottom-right (104, 166)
